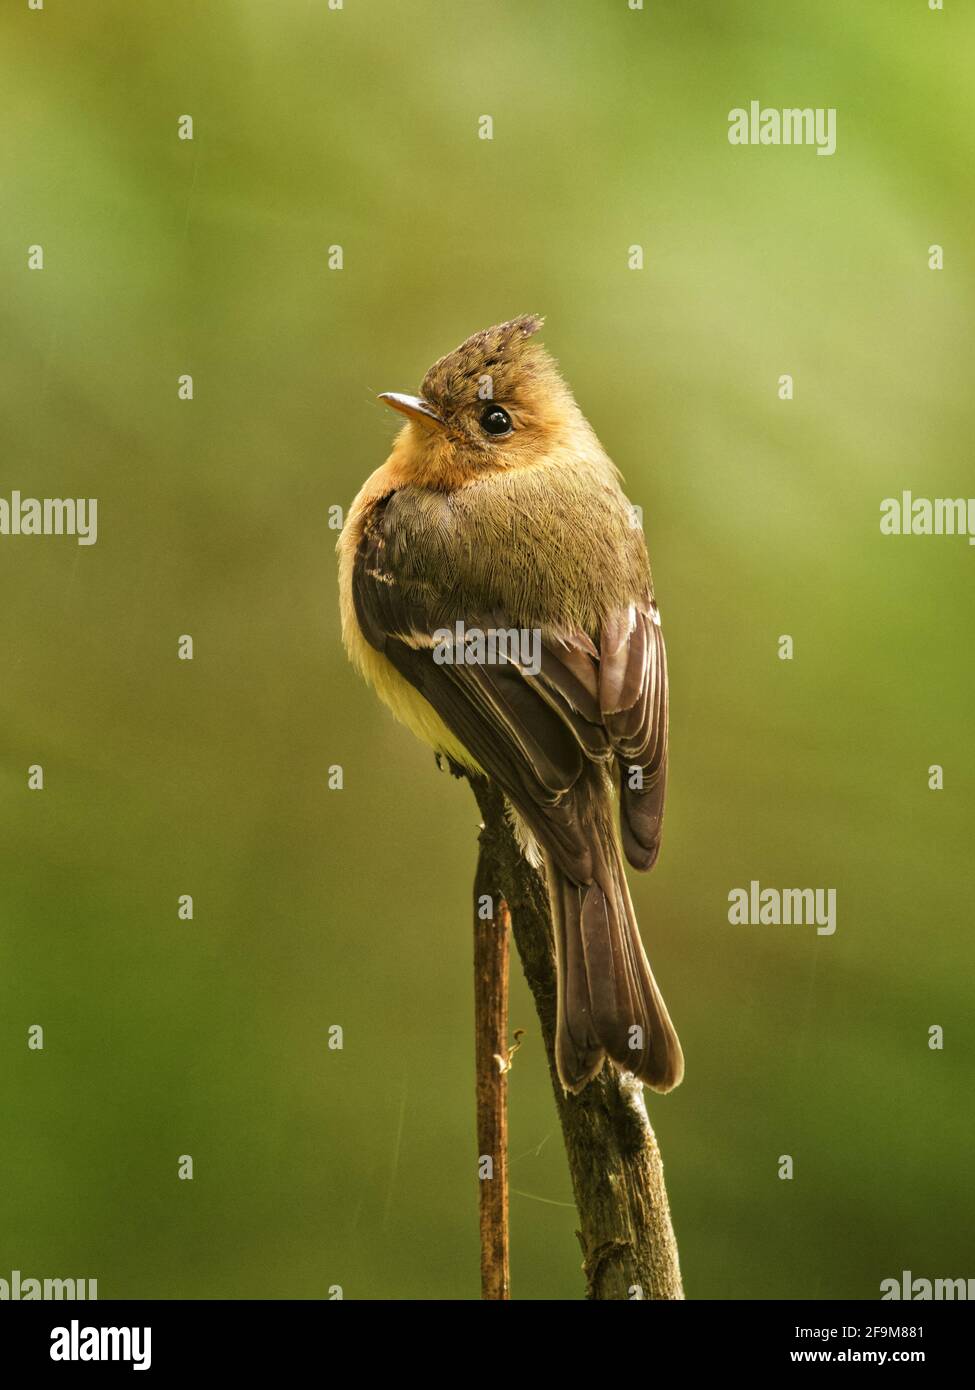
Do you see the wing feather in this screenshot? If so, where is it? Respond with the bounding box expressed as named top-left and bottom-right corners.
top-left (351, 495), bottom-right (668, 879)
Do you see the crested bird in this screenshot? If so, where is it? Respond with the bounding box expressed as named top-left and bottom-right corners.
top-left (338, 316), bottom-right (683, 1093)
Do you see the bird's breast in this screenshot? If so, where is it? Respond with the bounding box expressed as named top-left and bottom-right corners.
top-left (384, 461), bottom-right (651, 634)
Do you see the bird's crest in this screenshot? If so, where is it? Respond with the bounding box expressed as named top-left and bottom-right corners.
top-left (421, 315), bottom-right (548, 410)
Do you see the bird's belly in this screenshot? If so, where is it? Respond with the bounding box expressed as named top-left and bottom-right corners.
top-left (351, 627), bottom-right (482, 773)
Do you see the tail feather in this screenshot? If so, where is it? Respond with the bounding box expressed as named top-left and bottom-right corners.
top-left (547, 820), bottom-right (683, 1095)
top-left (551, 871), bottom-right (604, 1090)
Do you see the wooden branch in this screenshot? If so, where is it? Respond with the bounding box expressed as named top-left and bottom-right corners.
top-left (466, 771), bottom-right (684, 1301)
top-left (473, 857), bottom-right (511, 1300)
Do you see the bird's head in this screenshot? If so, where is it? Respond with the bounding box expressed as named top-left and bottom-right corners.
top-left (379, 316), bottom-right (582, 488)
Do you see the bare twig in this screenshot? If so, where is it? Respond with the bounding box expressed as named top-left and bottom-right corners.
top-left (473, 847), bottom-right (511, 1300)
top-left (466, 771), bottom-right (684, 1301)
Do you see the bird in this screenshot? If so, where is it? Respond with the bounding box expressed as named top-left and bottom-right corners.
top-left (337, 315), bottom-right (683, 1094)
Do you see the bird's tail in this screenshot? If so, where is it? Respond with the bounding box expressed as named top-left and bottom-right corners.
top-left (546, 800), bottom-right (683, 1094)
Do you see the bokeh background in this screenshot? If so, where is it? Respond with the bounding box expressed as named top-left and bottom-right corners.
top-left (2, 0), bottom-right (973, 1300)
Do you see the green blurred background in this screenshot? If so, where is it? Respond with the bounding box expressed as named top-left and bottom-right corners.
top-left (2, 0), bottom-right (973, 1300)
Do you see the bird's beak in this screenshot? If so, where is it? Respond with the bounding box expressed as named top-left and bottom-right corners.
top-left (378, 392), bottom-right (443, 427)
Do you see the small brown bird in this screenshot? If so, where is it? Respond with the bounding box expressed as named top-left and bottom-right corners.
top-left (338, 316), bottom-right (683, 1093)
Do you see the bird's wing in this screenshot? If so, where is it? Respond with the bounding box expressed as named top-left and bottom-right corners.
top-left (598, 603), bottom-right (669, 870)
top-left (527, 600), bottom-right (668, 870)
top-left (351, 496), bottom-right (667, 880)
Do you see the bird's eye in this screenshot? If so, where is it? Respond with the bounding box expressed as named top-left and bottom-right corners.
top-left (479, 405), bottom-right (513, 437)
